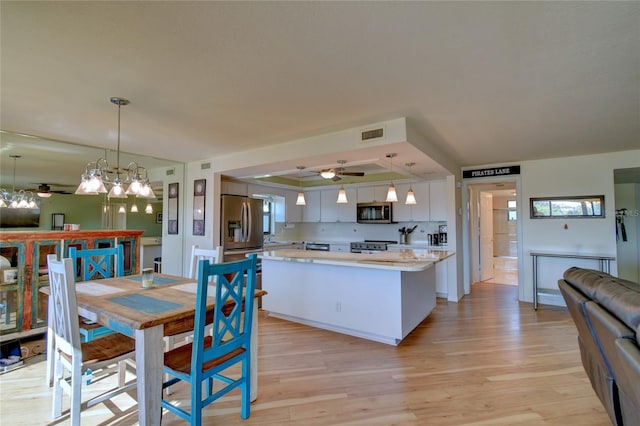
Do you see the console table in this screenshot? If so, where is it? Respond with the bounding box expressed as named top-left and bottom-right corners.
top-left (0, 229), bottom-right (143, 340)
top-left (530, 250), bottom-right (616, 310)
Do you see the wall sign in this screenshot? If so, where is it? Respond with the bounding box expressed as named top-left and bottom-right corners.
top-left (463, 165), bottom-right (520, 179)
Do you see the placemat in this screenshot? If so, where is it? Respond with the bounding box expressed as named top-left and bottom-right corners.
top-left (76, 282), bottom-right (124, 296)
top-left (107, 294), bottom-right (182, 314)
top-left (127, 275), bottom-right (181, 285)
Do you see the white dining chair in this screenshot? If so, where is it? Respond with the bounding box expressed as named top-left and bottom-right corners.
top-left (46, 255), bottom-right (136, 426)
top-left (163, 245), bottom-right (222, 394)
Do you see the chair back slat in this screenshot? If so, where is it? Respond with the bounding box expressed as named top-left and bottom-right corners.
top-left (69, 245), bottom-right (124, 281)
top-left (193, 254), bottom-right (257, 371)
top-left (189, 245), bottom-right (222, 280)
top-left (46, 255), bottom-right (82, 358)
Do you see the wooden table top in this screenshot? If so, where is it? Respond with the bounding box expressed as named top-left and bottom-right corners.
top-left (42, 273), bottom-right (266, 337)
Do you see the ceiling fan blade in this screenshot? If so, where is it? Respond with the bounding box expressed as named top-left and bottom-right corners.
top-left (332, 175), bottom-right (342, 182)
top-left (341, 172), bottom-right (365, 176)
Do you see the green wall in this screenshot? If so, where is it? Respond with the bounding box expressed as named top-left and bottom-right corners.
top-left (2, 194), bottom-right (162, 236)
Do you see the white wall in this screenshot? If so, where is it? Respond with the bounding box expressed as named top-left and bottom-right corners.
top-left (463, 149), bottom-right (640, 307)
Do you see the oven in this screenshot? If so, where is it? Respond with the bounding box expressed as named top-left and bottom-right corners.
top-left (350, 240), bottom-right (395, 254)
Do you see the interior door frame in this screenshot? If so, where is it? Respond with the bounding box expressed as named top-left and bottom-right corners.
top-left (462, 176), bottom-right (524, 300)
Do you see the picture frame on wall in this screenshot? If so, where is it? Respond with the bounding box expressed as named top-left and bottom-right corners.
top-left (193, 179), bottom-right (206, 236)
top-left (168, 182), bottom-right (179, 235)
top-left (156, 212), bottom-right (163, 224)
top-left (51, 213), bottom-right (65, 230)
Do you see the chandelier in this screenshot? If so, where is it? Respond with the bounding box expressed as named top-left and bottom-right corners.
top-left (75, 97), bottom-right (156, 199)
top-left (0, 155), bottom-right (38, 209)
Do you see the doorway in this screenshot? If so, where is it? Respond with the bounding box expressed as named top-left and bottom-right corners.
top-left (469, 183), bottom-right (519, 286)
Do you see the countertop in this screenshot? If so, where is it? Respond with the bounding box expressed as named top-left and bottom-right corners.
top-left (260, 248), bottom-right (454, 271)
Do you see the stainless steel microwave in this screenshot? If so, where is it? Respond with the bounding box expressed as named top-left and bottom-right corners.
top-left (357, 202), bottom-right (393, 224)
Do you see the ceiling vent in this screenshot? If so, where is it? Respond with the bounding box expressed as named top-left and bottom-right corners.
top-left (166, 169), bottom-right (175, 176)
top-left (201, 162), bottom-right (211, 170)
top-left (361, 127), bottom-right (384, 142)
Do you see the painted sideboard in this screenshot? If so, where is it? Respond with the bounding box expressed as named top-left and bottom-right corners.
top-left (0, 229), bottom-right (143, 340)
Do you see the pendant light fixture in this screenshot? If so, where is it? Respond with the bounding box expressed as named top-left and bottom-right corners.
top-left (336, 185), bottom-right (348, 203)
top-left (130, 202), bottom-right (139, 213)
top-left (117, 205), bottom-right (126, 214)
top-left (76, 97), bottom-right (156, 200)
top-left (385, 153), bottom-right (398, 202)
top-left (295, 166), bottom-right (306, 206)
top-left (145, 203), bottom-right (153, 214)
top-left (405, 162), bottom-right (417, 205)
top-left (0, 155), bottom-right (38, 209)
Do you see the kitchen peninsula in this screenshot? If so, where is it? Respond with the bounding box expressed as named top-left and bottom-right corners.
top-left (260, 248), bottom-right (454, 345)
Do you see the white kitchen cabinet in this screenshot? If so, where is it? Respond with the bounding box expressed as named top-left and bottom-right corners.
top-left (435, 258), bottom-right (448, 297)
top-left (284, 190), bottom-right (303, 223)
top-left (392, 182), bottom-right (430, 222)
top-left (357, 185), bottom-right (389, 203)
top-left (429, 181), bottom-right (447, 221)
top-left (321, 188), bottom-right (357, 222)
top-left (221, 181), bottom-right (248, 196)
top-left (330, 243), bottom-right (351, 252)
top-left (302, 190), bottom-right (321, 222)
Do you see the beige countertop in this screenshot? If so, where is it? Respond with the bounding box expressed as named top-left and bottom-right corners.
top-left (260, 248), bottom-right (454, 271)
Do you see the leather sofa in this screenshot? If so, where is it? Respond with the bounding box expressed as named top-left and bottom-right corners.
top-left (558, 267), bottom-right (640, 426)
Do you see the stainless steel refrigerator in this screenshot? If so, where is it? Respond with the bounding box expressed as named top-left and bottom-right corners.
top-left (221, 195), bottom-right (264, 262)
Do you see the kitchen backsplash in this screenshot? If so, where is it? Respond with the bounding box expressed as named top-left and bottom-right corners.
top-left (273, 221), bottom-right (447, 245)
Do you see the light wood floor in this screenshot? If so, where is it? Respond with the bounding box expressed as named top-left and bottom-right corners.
top-left (0, 283), bottom-right (610, 425)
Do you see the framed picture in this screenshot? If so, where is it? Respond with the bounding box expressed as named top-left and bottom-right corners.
top-left (193, 179), bottom-right (206, 236)
top-left (51, 213), bottom-right (65, 230)
top-left (168, 182), bottom-right (179, 235)
top-left (1, 268), bottom-right (18, 284)
top-left (156, 212), bottom-right (163, 224)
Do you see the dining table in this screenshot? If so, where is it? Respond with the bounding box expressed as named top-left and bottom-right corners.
top-left (42, 272), bottom-right (266, 426)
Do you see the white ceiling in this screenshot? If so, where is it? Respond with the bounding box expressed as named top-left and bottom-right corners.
top-left (1, 2), bottom-right (639, 189)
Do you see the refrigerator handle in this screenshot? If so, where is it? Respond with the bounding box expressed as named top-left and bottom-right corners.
top-left (241, 201), bottom-right (247, 242)
top-left (246, 200), bottom-right (253, 242)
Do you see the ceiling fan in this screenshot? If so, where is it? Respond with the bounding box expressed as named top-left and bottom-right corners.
top-left (318, 160), bottom-right (365, 181)
top-left (27, 183), bottom-right (75, 197)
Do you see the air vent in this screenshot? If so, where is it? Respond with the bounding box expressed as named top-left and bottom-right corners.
top-left (361, 127), bottom-right (384, 141)
top-left (166, 169), bottom-right (175, 176)
top-left (201, 162), bottom-right (211, 170)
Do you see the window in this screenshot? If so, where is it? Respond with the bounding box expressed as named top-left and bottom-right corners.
top-left (263, 201), bottom-right (272, 234)
top-left (507, 200), bottom-right (517, 221)
top-left (530, 195), bottom-right (605, 218)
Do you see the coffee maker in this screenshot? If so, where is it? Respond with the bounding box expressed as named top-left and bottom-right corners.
top-left (438, 224), bottom-right (448, 246)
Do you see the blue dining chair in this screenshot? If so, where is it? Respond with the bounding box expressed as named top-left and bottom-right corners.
top-left (68, 245), bottom-right (124, 281)
top-left (68, 245), bottom-right (124, 342)
top-left (162, 253), bottom-right (258, 425)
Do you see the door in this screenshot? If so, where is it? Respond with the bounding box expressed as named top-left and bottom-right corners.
top-left (479, 192), bottom-right (494, 281)
top-left (246, 198), bottom-right (264, 249)
top-left (222, 195), bottom-right (246, 251)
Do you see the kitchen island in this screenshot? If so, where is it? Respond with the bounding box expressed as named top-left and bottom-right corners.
top-left (260, 249), bottom-right (454, 345)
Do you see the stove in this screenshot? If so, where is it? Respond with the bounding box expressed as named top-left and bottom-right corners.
top-left (350, 240), bottom-right (396, 253)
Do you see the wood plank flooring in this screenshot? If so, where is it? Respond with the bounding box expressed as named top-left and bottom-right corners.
top-left (0, 283), bottom-right (610, 425)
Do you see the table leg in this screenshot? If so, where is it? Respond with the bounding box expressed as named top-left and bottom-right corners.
top-left (533, 255), bottom-right (538, 310)
top-left (250, 303), bottom-right (258, 402)
top-left (45, 294), bottom-right (54, 387)
top-left (135, 325), bottom-right (163, 426)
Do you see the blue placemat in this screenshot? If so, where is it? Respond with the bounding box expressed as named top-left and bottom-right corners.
top-left (127, 275), bottom-right (180, 285)
top-left (107, 294), bottom-right (182, 314)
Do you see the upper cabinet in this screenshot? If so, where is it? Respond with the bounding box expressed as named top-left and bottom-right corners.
top-left (320, 188), bottom-right (357, 222)
top-left (301, 191), bottom-right (321, 222)
top-left (356, 185), bottom-right (389, 203)
top-left (393, 182), bottom-right (429, 222)
top-left (221, 181), bottom-right (248, 196)
top-left (428, 180), bottom-right (447, 221)
top-left (284, 190), bottom-right (303, 223)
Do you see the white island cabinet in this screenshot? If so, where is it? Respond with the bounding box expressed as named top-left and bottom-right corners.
top-left (261, 249), bottom-right (453, 345)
